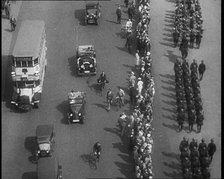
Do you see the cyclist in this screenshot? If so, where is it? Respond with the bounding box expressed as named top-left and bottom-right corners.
top-left (97, 71), bottom-right (108, 90)
top-left (93, 142), bottom-right (102, 161)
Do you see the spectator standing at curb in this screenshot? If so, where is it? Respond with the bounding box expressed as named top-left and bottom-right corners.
top-left (208, 139), bottom-right (216, 162)
top-left (5, 2), bottom-right (10, 19)
top-left (106, 89), bottom-right (113, 111)
top-left (128, 4), bottom-right (134, 21)
top-left (116, 5), bottom-right (122, 24)
top-left (198, 60), bottom-right (206, 81)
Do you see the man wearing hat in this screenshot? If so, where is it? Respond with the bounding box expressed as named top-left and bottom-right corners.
top-left (198, 60), bottom-right (206, 81)
top-left (208, 139), bottom-right (216, 162)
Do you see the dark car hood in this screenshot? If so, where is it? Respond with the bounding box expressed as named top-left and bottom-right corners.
top-left (71, 104), bottom-right (82, 113)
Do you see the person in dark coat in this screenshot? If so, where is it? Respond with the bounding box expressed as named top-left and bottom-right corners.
top-left (129, 86), bottom-right (136, 106)
top-left (173, 28), bottom-right (180, 47)
top-left (189, 30), bottom-right (195, 48)
top-left (179, 137), bottom-right (189, 152)
top-left (189, 138), bottom-right (198, 152)
top-left (116, 5), bottom-right (122, 24)
top-left (124, 0), bottom-right (129, 7)
top-left (207, 139), bottom-right (216, 162)
top-left (198, 60), bottom-right (206, 81)
top-left (4, 2), bottom-right (10, 19)
top-left (195, 31), bottom-right (202, 48)
top-left (125, 33), bottom-right (134, 54)
top-left (198, 139), bottom-right (208, 160)
top-left (196, 112), bottom-right (204, 133)
top-left (201, 167), bottom-right (211, 179)
top-left (127, 5), bottom-right (134, 21)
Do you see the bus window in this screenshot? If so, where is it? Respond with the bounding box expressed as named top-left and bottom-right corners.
top-left (16, 60), bottom-right (21, 67)
top-left (34, 58), bottom-right (39, 65)
top-left (22, 61), bottom-right (27, 67)
top-left (28, 60), bottom-right (33, 67)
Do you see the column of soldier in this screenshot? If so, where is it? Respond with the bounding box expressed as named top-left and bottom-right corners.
top-left (172, 0), bottom-right (203, 54)
top-left (174, 58), bottom-right (204, 133)
top-left (128, 0), bottom-right (155, 178)
top-left (179, 137), bottom-right (216, 179)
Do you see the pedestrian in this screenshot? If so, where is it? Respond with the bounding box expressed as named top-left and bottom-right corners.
top-left (196, 112), bottom-right (204, 133)
top-left (129, 86), bottom-right (136, 106)
top-left (118, 112), bottom-right (127, 136)
top-left (173, 29), bottom-right (179, 47)
top-left (189, 30), bottom-right (195, 48)
top-left (106, 89), bottom-right (113, 111)
top-left (10, 15), bottom-right (16, 32)
top-left (189, 138), bottom-right (198, 152)
top-left (198, 60), bottom-right (206, 81)
top-left (198, 138), bottom-right (208, 159)
top-left (116, 88), bottom-right (125, 106)
top-left (4, 2), bottom-right (10, 19)
top-left (116, 5), bottom-right (122, 24)
top-left (137, 77), bottom-right (143, 95)
top-left (207, 139), bottom-right (216, 162)
top-left (177, 114), bottom-right (184, 132)
top-left (124, 0), bottom-right (129, 8)
top-left (128, 5), bottom-right (134, 21)
top-left (135, 50), bottom-right (141, 69)
top-left (195, 31), bottom-right (202, 48)
top-left (125, 33), bottom-right (133, 54)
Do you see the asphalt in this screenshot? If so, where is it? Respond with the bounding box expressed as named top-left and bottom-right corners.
top-left (1, 0), bottom-right (221, 179)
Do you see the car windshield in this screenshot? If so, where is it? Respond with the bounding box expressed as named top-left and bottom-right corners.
top-left (80, 57), bottom-right (94, 64)
top-left (73, 99), bottom-right (83, 104)
top-left (87, 9), bottom-right (97, 14)
top-left (17, 81), bottom-right (35, 88)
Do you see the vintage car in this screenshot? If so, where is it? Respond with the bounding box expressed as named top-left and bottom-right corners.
top-left (84, 2), bottom-right (101, 25)
top-left (36, 125), bottom-right (55, 158)
top-left (76, 45), bottom-right (97, 76)
top-left (37, 156), bottom-right (62, 179)
top-left (67, 91), bottom-right (86, 124)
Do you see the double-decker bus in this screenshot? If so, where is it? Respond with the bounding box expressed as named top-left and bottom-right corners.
top-left (11, 20), bottom-right (47, 111)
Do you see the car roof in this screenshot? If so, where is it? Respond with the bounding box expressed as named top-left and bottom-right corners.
top-left (86, 2), bottom-right (98, 7)
top-left (36, 125), bottom-right (53, 139)
top-left (37, 157), bottom-right (58, 179)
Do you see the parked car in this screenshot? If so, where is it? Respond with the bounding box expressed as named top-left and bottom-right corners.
top-left (76, 45), bottom-right (97, 76)
top-left (84, 2), bottom-right (101, 25)
top-left (67, 91), bottom-right (86, 124)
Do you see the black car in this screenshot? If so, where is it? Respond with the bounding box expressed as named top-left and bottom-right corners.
top-left (67, 91), bottom-right (86, 124)
top-left (84, 2), bottom-right (101, 25)
top-left (76, 45), bottom-right (97, 76)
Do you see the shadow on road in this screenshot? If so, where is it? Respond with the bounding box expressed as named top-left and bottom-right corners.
top-left (159, 73), bottom-right (175, 79)
top-left (162, 107), bottom-right (176, 113)
top-left (161, 92), bottom-right (176, 99)
top-left (159, 41), bottom-right (174, 48)
top-left (114, 161), bottom-right (135, 178)
top-left (162, 99), bottom-right (176, 106)
top-left (21, 171), bottom-right (37, 179)
top-left (161, 79), bottom-right (175, 86)
top-left (122, 64), bottom-right (136, 74)
top-left (88, 83), bottom-right (102, 95)
top-left (163, 170), bottom-right (182, 179)
top-left (162, 122), bottom-right (178, 131)
top-left (68, 56), bottom-right (77, 77)
top-left (93, 103), bottom-right (107, 111)
top-left (105, 19), bottom-right (118, 24)
top-left (74, 9), bottom-right (86, 26)
top-left (24, 136), bottom-right (38, 163)
top-left (164, 50), bottom-right (180, 63)
top-left (162, 114), bottom-right (176, 121)
top-left (164, 161), bottom-right (181, 170)
top-left (56, 100), bottom-right (70, 124)
top-left (161, 86), bottom-right (176, 92)
top-left (104, 127), bottom-right (120, 136)
top-left (162, 151), bottom-right (180, 161)
top-left (80, 153), bottom-right (97, 170)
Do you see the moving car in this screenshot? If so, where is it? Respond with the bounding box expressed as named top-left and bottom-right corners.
top-left (67, 91), bottom-right (86, 124)
top-left (84, 2), bottom-right (101, 25)
top-left (36, 124), bottom-right (55, 158)
top-left (76, 45), bottom-right (97, 76)
top-left (37, 156), bottom-right (62, 179)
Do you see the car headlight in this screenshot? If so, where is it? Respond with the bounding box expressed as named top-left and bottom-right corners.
top-left (70, 113), bottom-right (73, 117)
top-left (81, 65), bottom-right (84, 69)
top-left (78, 113), bottom-right (81, 116)
top-left (46, 150), bottom-right (49, 153)
top-left (90, 64), bottom-right (93, 68)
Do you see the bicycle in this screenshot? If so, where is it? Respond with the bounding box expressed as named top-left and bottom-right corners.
top-left (97, 79), bottom-right (108, 96)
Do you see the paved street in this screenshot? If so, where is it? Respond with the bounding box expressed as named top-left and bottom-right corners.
top-left (2, 0), bottom-right (221, 179)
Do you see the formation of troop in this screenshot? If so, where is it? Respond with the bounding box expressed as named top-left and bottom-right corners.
top-left (179, 137), bottom-right (216, 179)
top-left (116, 0), bottom-right (156, 178)
top-left (174, 58), bottom-right (206, 133)
top-left (172, 0), bottom-right (203, 59)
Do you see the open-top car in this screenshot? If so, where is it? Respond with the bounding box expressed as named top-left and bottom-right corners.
top-left (84, 2), bottom-right (101, 25)
top-left (36, 124), bottom-right (55, 158)
top-left (67, 91), bottom-right (86, 124)
top-left (76, 45), bottom-right (97, 76)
